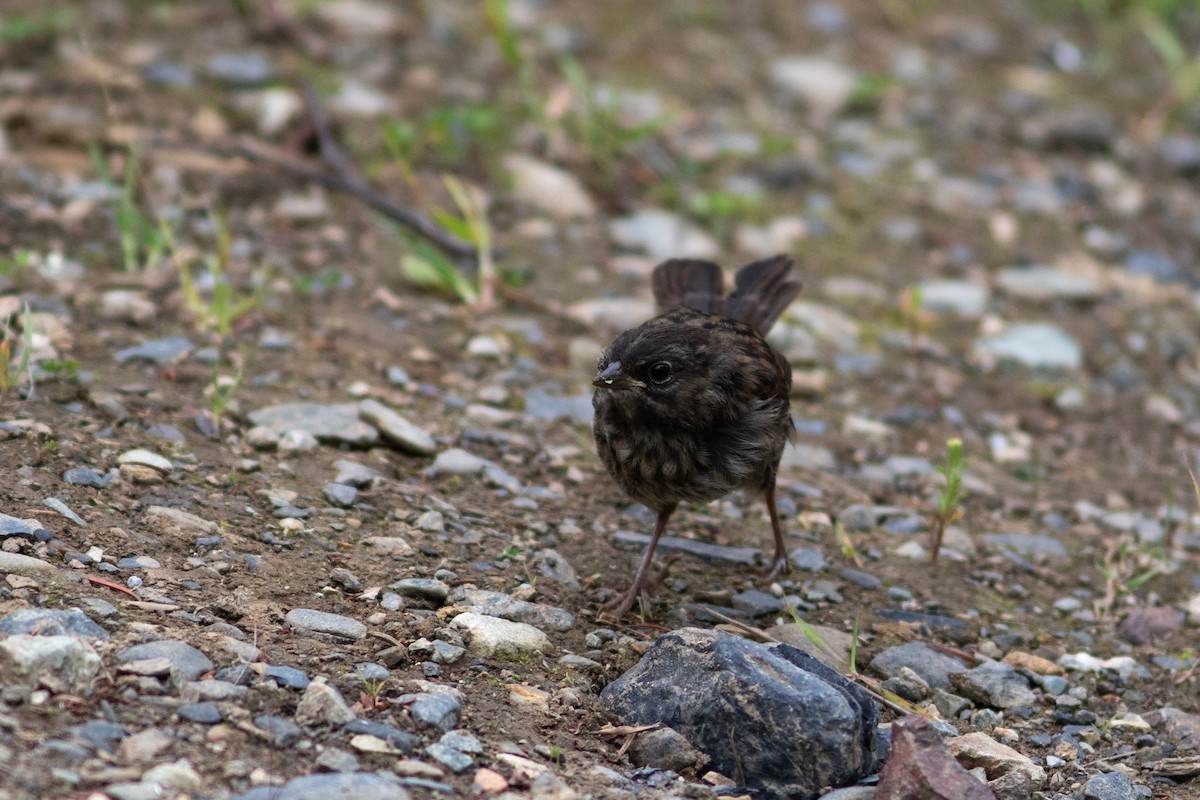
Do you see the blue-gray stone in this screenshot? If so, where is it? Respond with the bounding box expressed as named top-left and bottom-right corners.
top-left (869, 641), bottom-right (968, 689)
top-left (324, 483), bottom-right (358, 508)
top-left (523, 388), bottom-right (594, 424)
top-left (114, 336), bottom-right (194, 365)
top-left (840, 569), bottom-right (882, 590)
top-left (426, 742), bottom-right (474, 772)
top-left (232, 772), bottom-right (409, 800)
top-left (206, 52), bottom-right (273, 86)
top-left (178, 702), bottom-right (223, 723)
top-left (975, 323), bottom-right (1082, 370)
top-left (789, 547), bottom-right (827, 572)
top-left (732, 589), bottom-right (786, 617)
top-left (143, 61), bottom-right (194, 87)
top-left (255, 715), bottom-right (301, 747)
top-left (601, 628), bottom-right (876, 800)
top-left (264, 665), bottom-right (310, 690)
top-left (284, 609), bottom-right (367, 641)
top-left (63, 467), bottom-right (113, 488)
top-left (407, 693), bottom-right (461, 731)
top-left (0, 608), bottom-right (110, 640)
top-left (119, 640), bottom-right (212, 682)
top-left (1125, 249), bottom-right (1182, 283)
top-left (981, 532), bottom-right (1068, 558)
top-left (118, 556), bottom-right (162, 570)
top-left (1083, 770), bottom-right (1138, 800)
top-left (344, 718), bottom-right (418, 753)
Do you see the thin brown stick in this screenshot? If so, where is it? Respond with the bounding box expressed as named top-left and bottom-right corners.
top-left (145, 135), bottom-right (481, 260)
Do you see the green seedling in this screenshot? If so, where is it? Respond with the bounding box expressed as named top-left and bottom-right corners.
top-left (688, 189), bottom-right (764, 245)
top-left (1095, 539), bottom-right (1166, 620)
top-left (0, 304), bottom-right (34, 399)
top-left (179, 208), bottom-right (261, 338)
top-left (91, 145), bottom-right (176, 272)
top-left (834, 519), bottom-right (863, 568)
top-left (0, 8), bottom-right (75, 42)
top-left (930, 437), bottom-right (966, 563)
top-left (207, 362), bottom-right (244, 434)
top-left (0, 249), bottom-right (35, 277)
top-left (401, 175), bottom-right (497, 308)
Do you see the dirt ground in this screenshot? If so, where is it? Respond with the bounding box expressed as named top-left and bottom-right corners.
top-left (3, 1), bottom-right (1200, 798)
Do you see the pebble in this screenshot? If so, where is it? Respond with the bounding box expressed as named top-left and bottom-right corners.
top-left (0, 634), bottom-right (101, 692)
top-left (324, 482), bottom-right (358, 508)
top-left (231, 772), bottom-right (408, 800)
top-left (503, 153), bottom-right (597, 219)
top-left (359, 399), bottom-right (437, 455)
top-left (246, 402), bottom-right (379, 447)
top-left (0, 608), bottom-right (110, 640)
top-left (284, 609), bottom-right (367, 641)
top-left (996, 265), bottom-right (1099, 301)
top-left (975, 323), bottom-right (1083, 370)
top-left (118, 641), bottom-right (213, 683)
top-left (981, 533), bottom-right (1068, 558)
top-left (206, 52), bottom-right (273, 87)
top-left (450, 612), bottom-right (551, 659)
top-left (919, 280), bottom-right (989, 317)
top-left (870, 642), bottom-right (969, 690)
top-left (449, 588), bottom-right (576, 631)
top-left (117, 449), bottom-right (174, 473)
top-left (608, 208), bottom-right (720, 260)
top-left (788, 547), bottom-right (827, 572)
top-left (391, 578), bottom-right (449, 603)
top-left (295, 677), bottom-right (356, 726)
top-left (264, 665), bottom-right (311, 690)
top-left (114, 336), bottom-right (194, 365)
top-left (769, 56), bottom-right (857, 120)
top-left (63, 467), bottom-right (113, 488)
top-left (407, 692), bottom-right (462, 731)
top-left (427, 447), bottom-right (488, 476)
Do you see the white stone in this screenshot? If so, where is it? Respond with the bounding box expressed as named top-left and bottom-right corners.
top-left (503, 154), bottom-right (597, 219)
top-left (451, 612), bottom-right (551, 659)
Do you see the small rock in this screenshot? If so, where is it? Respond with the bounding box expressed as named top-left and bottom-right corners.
top-left (504, 153), bottom-right (598, 219)
top-left (974, 323), bottom-right (1082, 371)
top-left (118, 640), bottom-right (213, 683)
top-left (285, 609), bottom-right (367, 641)
top-left (407, 692), bottom-right (462, 731)
top-left (295, 677), bottom-right (356, 726)
top-left (609, 208), bottom-right (720, 260)
top-left (0, 634), bottom-right (101, 693)
top-left (359, 399), bottom-right (437, 455)
top-left (875, 716), bottom-right (996, 800)
top-left (769, 56), bottom-right (857, 120)
top-left (450, 612), bottom-right (551, 659)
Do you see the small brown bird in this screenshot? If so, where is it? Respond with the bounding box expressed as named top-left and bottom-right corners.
top-left (592, 255), bottom-right (802, 618)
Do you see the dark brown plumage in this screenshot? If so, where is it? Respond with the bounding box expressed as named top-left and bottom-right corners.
top-left (592, 254), bottom-right (802, 618)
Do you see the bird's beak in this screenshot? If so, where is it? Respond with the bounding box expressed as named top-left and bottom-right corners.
top-left (592, 361), bottom-right (644, 390)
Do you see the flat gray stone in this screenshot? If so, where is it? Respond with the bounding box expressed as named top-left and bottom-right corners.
top-left (285, 609), bottom-right (367, 641)
top-left (114, 336), bottom-right (194, 365)
top-left (449, 588), bottom-right (576, 632)
top-left (0, 608), bottom-right (110, 640)
top-left (0, 552), bottom-right (55, 574)
top-left (614, 530), bottom-right (760, 565)
top-left (359, 399), bottom-right (437, 455)
top-left (869, 641), bottom-right (968, 690)
top-left (247, 402), bottom-right (379, 447)
top-left (232, 772), bottom-right (409, 800)
top-left (997, 266), bottom-right (1099, 301)
top-left (980, 532), bottom-right (1068, 558)
top-left (608, 208), bottom-right (719, 260)
top-left (975, 323), bottom-right (1082, 370)
top-left (119, 640), bottom-right (213, 682)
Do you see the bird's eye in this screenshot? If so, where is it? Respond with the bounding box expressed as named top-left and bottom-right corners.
top-left (649, 362), bottom-right (672, 384)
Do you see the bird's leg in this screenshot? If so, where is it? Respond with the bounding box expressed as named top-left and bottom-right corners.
top-left (764, 483), bottom-right (791, 580)
top-left (605, 504), bottom-right (676, 619)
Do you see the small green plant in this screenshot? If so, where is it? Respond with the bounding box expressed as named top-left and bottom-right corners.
top-left (834, 520), bottom-right (862, 568)
top-left (551, 56), bottom-right (666, 179)
top-left (179, 208), bottom-right (261, 337)
top-left (0, 304), bottom-right (34, 399)
top-left (1137, 9), bottom-right (1200, 130)
top-left (0, 249), bottom-right (35, 278)
top-left (37, 358), bottom-right (80, 384)
top-left (207, 363), bottom-right (244, 434)
top-left (400, 175), bottom-right (497, 308)
top-left (688, 189), bottom-right (764, 244)
top-left (497, 544), bottom-right (523, 562)
top-left (930, 437), bottom-right (967, 563)
top-left (91, 145), bottom-right (176, 272)
top-left (548, 745), bottom-right (563, 765)
top-left (1095, 539), bottom-right (1166, 619)
top-left (0, 8), bottom-right (75, 42)
top-left (383, 103), bottom-right (506, 171)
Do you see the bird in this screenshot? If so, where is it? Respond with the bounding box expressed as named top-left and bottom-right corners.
top-left (591, 254), bottom-right (802, 618)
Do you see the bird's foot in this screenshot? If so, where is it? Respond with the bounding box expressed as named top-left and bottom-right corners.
top-left (762, 550), bottom-right (791, 581)
top-left (600, 554), bottom-right (680, 621)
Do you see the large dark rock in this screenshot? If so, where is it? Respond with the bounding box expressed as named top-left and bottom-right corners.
top-left (600, 627), bottom-right (877, 800)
